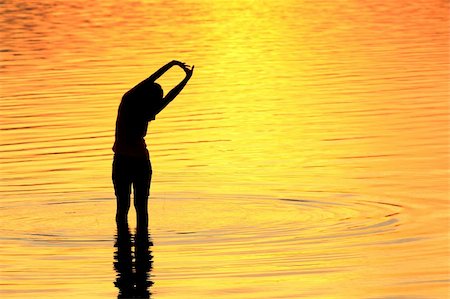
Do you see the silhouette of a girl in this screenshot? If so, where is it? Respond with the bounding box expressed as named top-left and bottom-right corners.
top-left (113, 60), bottom-right (194, 228)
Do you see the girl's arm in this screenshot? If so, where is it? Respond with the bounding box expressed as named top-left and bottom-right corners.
top-left (125, 60), bottom-right (182, 96)
top-left (148, 60), bottom-right (180, 82)
top-left (154, 63), bottom-right (194, 115)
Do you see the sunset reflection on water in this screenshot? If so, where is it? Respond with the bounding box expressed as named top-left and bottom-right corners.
top-left (0, 0), bottom-right (448, 298)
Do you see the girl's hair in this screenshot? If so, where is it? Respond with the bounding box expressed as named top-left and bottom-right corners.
top-left (150, 82), bottom-right (163, 99)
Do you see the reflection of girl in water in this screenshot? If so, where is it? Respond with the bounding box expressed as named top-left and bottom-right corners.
top-left (114, 224), bottom-right (153, 298)
top-left (112, 60), bottom-right (194, 228)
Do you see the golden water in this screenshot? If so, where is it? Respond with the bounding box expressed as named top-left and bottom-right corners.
top-left (1, 1), bottom-right (449, 298)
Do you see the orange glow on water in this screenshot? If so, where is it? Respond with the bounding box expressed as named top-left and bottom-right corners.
top-left (0, 0), bottom-right (448, 298)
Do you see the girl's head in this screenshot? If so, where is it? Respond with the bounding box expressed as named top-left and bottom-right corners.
top-left (150, 82), bottom-right (163, 100)
top-left (141, 82), bottom-right (163, 120)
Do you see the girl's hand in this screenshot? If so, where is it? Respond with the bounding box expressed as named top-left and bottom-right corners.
top-left (183, 64), bottom-right (194, 78)
top-left (172, 60), bottom-right (194, 78)
top-left (172, 60), bottom-right (189, 68)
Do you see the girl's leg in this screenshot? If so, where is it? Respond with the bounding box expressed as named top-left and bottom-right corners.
top-left (134, 158), bottom-right (152, 230)
top-left (113, 155), bottom-right (132, 225)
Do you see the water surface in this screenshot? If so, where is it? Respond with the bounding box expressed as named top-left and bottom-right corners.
top-left (1, 0), bottom-right (449, 298)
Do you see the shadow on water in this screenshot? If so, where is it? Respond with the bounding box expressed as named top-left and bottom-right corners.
top-left (114, 223), bottom-right (153, 299)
